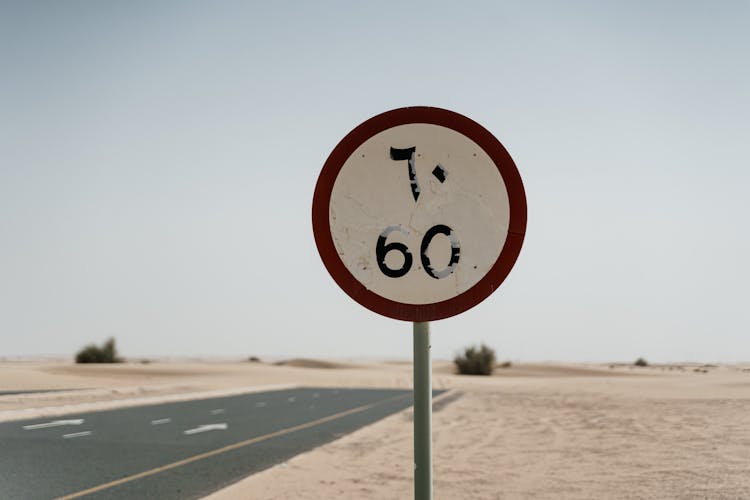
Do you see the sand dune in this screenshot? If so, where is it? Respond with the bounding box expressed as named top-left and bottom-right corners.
top-left (434, 362), bottom-right (637, 377)
top-left (272, 358), bottom-right (359, 370)
top-left (41, 363), bottom-right (235, 379)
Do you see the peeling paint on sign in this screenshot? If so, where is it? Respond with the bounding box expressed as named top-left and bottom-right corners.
top-left (329, 123), bottom-right (509, 305)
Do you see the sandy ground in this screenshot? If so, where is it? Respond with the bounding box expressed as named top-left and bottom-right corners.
top-left (2, 359), bottom-right (749, 499)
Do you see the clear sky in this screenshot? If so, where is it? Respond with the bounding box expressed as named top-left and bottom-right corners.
top-left (2, 1), bottom-right (748, 362)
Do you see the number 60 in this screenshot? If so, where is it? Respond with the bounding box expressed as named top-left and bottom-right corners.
top-left (376, 224), bottom-right (460, 280)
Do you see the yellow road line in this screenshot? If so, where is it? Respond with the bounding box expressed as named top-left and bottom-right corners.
top-left (56, 393), bottom-right (409, 500)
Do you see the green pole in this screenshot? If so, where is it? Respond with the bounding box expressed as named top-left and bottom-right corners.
top-left (413, 321), bottom-right (432, 500)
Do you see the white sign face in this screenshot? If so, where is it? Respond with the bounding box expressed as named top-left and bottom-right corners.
top-left (313, 106), bottom-right (526, 322)
top-left (329, 124), bottom-right (510, 305)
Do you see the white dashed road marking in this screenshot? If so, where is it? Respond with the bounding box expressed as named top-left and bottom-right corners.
top-left (23, 419), bottom-right (85, 430)
top-left (151, 419), bottom-right (171, 425)
top-left (184, 423), bottom-right (228, 435)
top-left (63, 431), bottom-right (92, 439)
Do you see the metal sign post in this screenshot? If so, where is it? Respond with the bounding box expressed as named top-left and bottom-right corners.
top-left (413, 321), bottom-right (432, 500)
top-left (312, 106), bottom-right (527, 499)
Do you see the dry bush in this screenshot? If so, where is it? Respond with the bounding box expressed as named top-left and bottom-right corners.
top-left (455, 344), bottom-right (496, 375)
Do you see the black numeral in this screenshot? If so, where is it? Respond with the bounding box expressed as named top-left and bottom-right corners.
top-left (421, 224), bottom-right (461, 279)
top-left (376, 225), bottom-right (413, 278)
top-left (376, 224), bottom-right (460, 280)
top-left (389, 147), bottom-right (420, 202)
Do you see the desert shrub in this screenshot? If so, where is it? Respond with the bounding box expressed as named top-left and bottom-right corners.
top-left (247, 356), bottom-right (261, 363)
top-left (454, 344), bottom-right (496, 375)
top-left (75, 337), bottom-right (123, 364)
top-left (634, 357), bottom-right (648, 367)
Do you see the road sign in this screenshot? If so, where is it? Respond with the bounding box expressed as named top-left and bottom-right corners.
top-left (312, 106), bottom-right (526, 322)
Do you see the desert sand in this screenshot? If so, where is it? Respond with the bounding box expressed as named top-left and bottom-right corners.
top-left (2, 359), bottom-right (749, 499)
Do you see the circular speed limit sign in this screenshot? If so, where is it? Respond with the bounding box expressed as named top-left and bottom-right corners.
top-left (312, 107), bottom-right (526, 322)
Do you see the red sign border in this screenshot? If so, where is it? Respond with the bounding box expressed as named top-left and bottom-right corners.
top-left (312, 106), bottom-right (527, 322)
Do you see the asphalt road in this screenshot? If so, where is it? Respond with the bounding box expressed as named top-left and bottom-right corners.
top-left (0, 387), bottom-right (426, 500)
